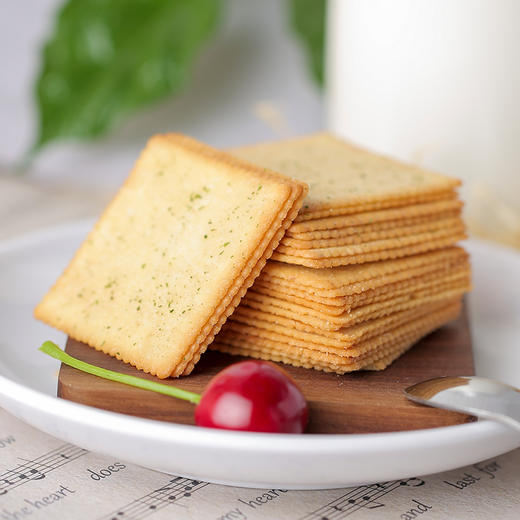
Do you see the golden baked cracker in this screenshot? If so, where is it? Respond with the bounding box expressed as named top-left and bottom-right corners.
top-left (222, 301), bottom-right (461, 362)
top-left (227, 300), bottom-right (453, 348)
top-left (253, 265), bottom-right (469, 311)
top-left (241, 276), bottom-right (471, 330)
top-left (230, 133), bottom-right (460, 221)
top-left (276, 225), bottom-right (466, 259)
top-left (251, 261), bottom-right (471, 314)
top-left (179, 176), bottom-right (308, 377)
top-left (293, 191), bottom-right (457, 222)
top-left (215, 326), bottom-right (398, 361)
top-left (258, 246), bottom-right (468, 293)
top-left (361, 298), bottom-right (459, 371)
top-left (219, 302), bottom-right (459, 362)
top-left (253, 271), bottom-right (470, 316)
top-left (35, 134), bottom-right (307, 378)
top-left (288, 210), bottom-right (462, 240)
top-left (243, 283), bottom-right (469, 336)
top-left (271, 231), bottom-right (467, 268)
top-left (235, 289), bottom-right (460, 338)
top-left (212, 302), bottom-right (461, 373)
top-left (254, 263), bottom-right (469, 308)
top-left (281, 216), bottom-right (464, 249)
top-left (287, 199), bottom-right (463, 236)
top-left (230, 296), bottom-right (463, 346)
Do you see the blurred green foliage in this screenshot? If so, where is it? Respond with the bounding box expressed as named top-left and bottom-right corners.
top-left (32, 0), bottom-right (325, 154)
top-left (33, 0), bottom-right (220, 153)
top-left (290, 0), bottom-right (326, 85)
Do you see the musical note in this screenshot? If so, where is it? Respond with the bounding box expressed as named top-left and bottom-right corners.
top-left (0, 443), bottom-right (87, 495)
top-left (300, 477), bottom-right (426, 519)
top-left (97, 477), bottom-right (208, 520)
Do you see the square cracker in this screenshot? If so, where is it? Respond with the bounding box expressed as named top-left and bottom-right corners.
top-left (287, 199), bottom-right (463, 236)
top-left (258, 247), bottom-right (468, 293)
top-left (227, 298), bottom-right (462, 348)
top-left (253, 260), bottom-right (470, 313)
top-left (230, 133), bottom-right (460, 221)
top-left (287, 210), bottom-right (462, 241)
top-left (271, 230), bottom-right (467, 268)
top-left (281, 216), bottom-right (464, 249)
top-left (221, 300), bottom-right (459, 359)
top-left (242, 273), bottom-right (471, 329)
top-left (35, 134), bottom-right (307, 378)
top-left (212, 302), bottom-right (461, 373)
top-left (275, 225), bottom-right (466, 259)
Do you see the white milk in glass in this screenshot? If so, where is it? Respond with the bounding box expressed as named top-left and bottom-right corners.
top-left (327, 0), bottom-right (520, 245)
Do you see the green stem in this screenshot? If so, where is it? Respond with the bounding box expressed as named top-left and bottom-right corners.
top-left (39, 341), bottom-right (201, 405)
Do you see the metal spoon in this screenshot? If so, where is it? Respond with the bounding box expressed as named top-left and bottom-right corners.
top-left (404, 376), bottom-right (520, 432)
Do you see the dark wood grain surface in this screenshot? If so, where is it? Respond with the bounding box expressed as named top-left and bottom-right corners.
top-left (59, 305), bottom-right (474, 433)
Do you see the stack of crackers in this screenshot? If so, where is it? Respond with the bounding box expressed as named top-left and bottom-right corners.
top-left (35, 132), bottom-right (470, 379)
top-left (211, 134), bottom-right (470, 373)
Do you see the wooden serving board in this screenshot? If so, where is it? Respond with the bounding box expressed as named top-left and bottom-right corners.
top-left (58, 304), bottom-right (475, 434)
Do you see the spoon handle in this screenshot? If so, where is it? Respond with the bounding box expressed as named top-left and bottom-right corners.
top-left (405, 376), bottom-right (520, 433)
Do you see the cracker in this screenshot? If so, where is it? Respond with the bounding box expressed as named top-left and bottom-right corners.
top-left (243, 274), bottom-right (471, 328)
top-left (281, 216), bottom-right (464, 249)
top-left (256, 261), bottom-right (469, 307)
top-left (293, 191), bottom-right (457, 222)
top-left (258, 246), bottom-right (467, 294)
top-left (252, 262), bottom-right (470, 314)
top-left (287, 199), bottom-right (463, 236)
top-left (276, 225), bottom-right (465, 259)
top-left (230, 296), bottom-right (464, 345)
top-left (239, 282), bottom-right (470, 334)
top-left (179, 179), bottom-right (308, 377)
top-left (288, 211), bottom-right (461, 241)
top-left (271, 231), bottom-right (467, 268)
top-left (212, 302), bottom-right (461, 373)
top-left (35, 134), bottom-right (307, 378)
top-left (230, 133), bottom-right (460, 221)
top-left (220, 301), bottom-right (458, 361)
top-left (223, 301), bottom-right (461, 360)
top-left (288, 211), bottom-right (462, 241)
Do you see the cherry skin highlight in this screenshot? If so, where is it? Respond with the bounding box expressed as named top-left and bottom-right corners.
top-left (194, 360), bottom-right (308, 433)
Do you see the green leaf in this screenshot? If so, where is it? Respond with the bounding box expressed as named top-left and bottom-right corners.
top-left (33, 0), bottom-right (220, 152)
top-left (289, 0), bottom-right (326, 86)
top-left (39, 340), bottom-right (201, 404)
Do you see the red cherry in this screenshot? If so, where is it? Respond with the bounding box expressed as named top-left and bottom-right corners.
top-left (195, 360), bottom-right (308, 433)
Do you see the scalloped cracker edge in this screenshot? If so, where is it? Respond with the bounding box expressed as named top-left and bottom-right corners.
top-left (34, 134), bottom-right (308, 378)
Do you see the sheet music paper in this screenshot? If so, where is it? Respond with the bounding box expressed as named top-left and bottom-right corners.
top-left (1, 408), bottom-right (519, 520)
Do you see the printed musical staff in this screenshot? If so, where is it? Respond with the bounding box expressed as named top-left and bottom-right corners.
top-left (300, 478), bottom-right (425, 519)
top-left (97, 476), bottom-right (208, 520)
top-left (0, 443), bottom-right (87, 496)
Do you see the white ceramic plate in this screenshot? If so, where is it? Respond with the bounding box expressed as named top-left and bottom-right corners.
top-left (0, 221), bottom-right (519, 489)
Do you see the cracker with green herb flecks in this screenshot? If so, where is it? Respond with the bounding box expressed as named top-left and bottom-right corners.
top-left (258, 247), bottom-right (467, 291)
top-left (35, 134), bottom-right (307, 378)
top-left (225, 297), bottom-right (464, 347)
top-left (245, 262), bottom-right (470, 320)
top-left (230, 133), bottom-right (460, 222)
top-left (280, 216), bottom-right (463, 249)
top-left (256, 247), bottom-right (468, 296)
top-left (237, 275), bottom-right (470, 332)
top-left (270, 228), bottom-right (467, 268)
top-left (285, 199), bottom-right (463, 237)
top-left (211, 302), bottom-right (461, 373)
top-left (252, 259), bottom-right (470, 313)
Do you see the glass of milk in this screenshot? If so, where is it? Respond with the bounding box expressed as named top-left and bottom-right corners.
top-left (326, 0), bottom-right (520, 247)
